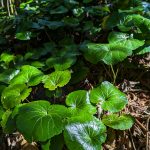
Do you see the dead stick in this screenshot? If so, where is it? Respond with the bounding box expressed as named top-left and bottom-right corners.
top-left (135, 119), bottom-right (148, 132)
top-left (146, 117), bottom-right (150, 150)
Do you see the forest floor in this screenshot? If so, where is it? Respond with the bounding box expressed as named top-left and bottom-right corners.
top-left (0, 54), bottom-right (150, 150)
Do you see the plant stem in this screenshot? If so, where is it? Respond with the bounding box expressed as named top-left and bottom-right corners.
top-left (110, 65), bottom-right (118, 85)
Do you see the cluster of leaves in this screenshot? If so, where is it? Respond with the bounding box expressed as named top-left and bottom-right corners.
top-left (0, 0), bottom-right (149, 150)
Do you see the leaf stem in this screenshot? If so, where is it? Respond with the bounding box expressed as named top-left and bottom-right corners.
top-left (110, 65), bottom-right (118, 85)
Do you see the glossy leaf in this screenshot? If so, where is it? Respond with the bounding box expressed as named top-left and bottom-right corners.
top-left (102, 114), bottom-right (134, 130)
top-left (16, 101), bottom-right (70, 142)
top-left (0, 69), bottom-right (20, 84)
top-left (64, 118), bottom-right (106, 150)
top-left (90, 81), bottom-right (128, 112)
top-left (16, 32), bottom-right (32, 40)
top-left (1, 84), bottom-right (31, 109)
top-left (10, 65), bottom-right (43, 86)
top-left (66, 90), bottom-right (96, 115)
top-left (137, 46), bottom-right (150, 55)
top-left (0, 53), bottom-right (15, 64)
top-left (82, 42), bottom-right (132, 65)
top-left (108, 32), bottom-right (144, 50)
top-left (42, 70), bottom-right (71, 90)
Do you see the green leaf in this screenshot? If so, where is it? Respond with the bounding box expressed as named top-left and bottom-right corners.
top-left (50, 6), bottom-right (68, 14)
top-left (137, 46), bottom-right (150, 55)
top-left (81, 43), bottom-right (108, 64)
top-left (16, 101), bottom-right (70, 142)
top-left (16, 31), bottom-right (32, 40)
top-left (1, 110), bottom-right (16, 133)
top-left (108, 32), bottom-right (145, 50)
top-left (124, 14), bottom-right (150, 32)
top-left (10, 65), bottom-right (43, 86)
top-left (66, 90), bottom-right (96, 115)
top-left (50, 134), bottom-right (64, 150)
top-left (0, 53), bottom-right (15, 64)
top-left (81, 42), bottom-right (132, 65)
top-left (90, 81), bottom-right (127, 112)
top-left (102, 114), bottom-right (135, 130)
top-left (42, 70), bottom-right (71, 91)
top-left (46, 56), bottom-right (76, 71)
top-left (1, 84), bottom-right (31, 109)
top-left (0, 69), bottom-right (20, 84)
top-left (0, 106), bottom-right (4, 121)
top-left (64, 118), bottom-right (106, 150)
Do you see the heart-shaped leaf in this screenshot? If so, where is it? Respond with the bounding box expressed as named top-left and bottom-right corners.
top-left (108, 32), bottom-right (144, 50)
top-left (64, 118), bottom-right (106, 150)
top-left (90, 81), bottom-right (128, 112)
top-left (102, 114), bottom-right (135, 130)
top-left (10, 65), bottom-right (43, 86)
top-left (42, 70), bottom-right (71, 91)
top-left (66, 90), bottom-right (96, 115)
top-left (16, 101), bottom-right (70, 142)
top-left (1, 84), bottom-right (32, 109)
top-left (81, 42), bottom-right (132, 65)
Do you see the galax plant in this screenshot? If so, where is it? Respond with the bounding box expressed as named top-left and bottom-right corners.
top-left (0, 0), bottom-right (149, 149)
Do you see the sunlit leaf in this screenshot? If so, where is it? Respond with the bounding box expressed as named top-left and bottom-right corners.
top-left (10, 65), bottom-right (43, 86)
top-left (1, 84), bottom-right (31, 109)
top-left (66, 90), bottom-right (96, 115)
top-left (90, 81), bottom-right (127, 112)
top-left (64, 118), bottom-right (106, 150)
top-left (42, 70), bottom-right (71, 90)
top-left (16, 101), bottom-right (70, 142)
top-left (102, 114), bottom-right (135, 130)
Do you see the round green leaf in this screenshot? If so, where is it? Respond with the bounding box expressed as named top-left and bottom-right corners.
top-left (16, 31), bottom-right (32, 40)
top-left (10, 65), bottom-right (43, 86)
top-left (64, 118), bottom-right (106, 150)
top-left (108, 32), bottom-right (145, 50)
top-left (16, 101), bottom-right (70, 142)
top-left (81, 43), bottom-right (108, 64)
top-left (102, 43), bottom-right (132, 65)
top-left (102, 114), bottom-right (135, 130)
top-left (90, 81), bottom-right (128, 112)
top-left (1, 84), bottom-right (31, 109)
top-left (66, 90), bottom-right (96, 115)
top-left (81, 42), bottom-right (132, 65)
top-left (0, 53), bottom-right (15, 64)
top-left (42, 70), bottom-right (71, 91)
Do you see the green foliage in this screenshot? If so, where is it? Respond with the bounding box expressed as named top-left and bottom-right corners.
top-left (1, 84), bottom-right (31, 109)
top-left (42, 70), bottom-right (71, 91)
top-left (16, 101), bottom-right (70, 142)
top-left (10, 65), bottom-right (43, 86)
top-left (90, 81), bottom-right (128, 112)
top-left (1, 0), bottom-right (149, 149)
top-left (64, 118), bottom-right (106, 150)
top-left (102, 114), bottom-right (135, 130)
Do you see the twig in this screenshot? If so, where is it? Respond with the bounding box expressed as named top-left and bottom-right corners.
top-left (146, 117), bottom-right (150, 150)
top-left (129, 129), bottom-right (137, 150)
top-left (135, 118), bottom-right (148, 132)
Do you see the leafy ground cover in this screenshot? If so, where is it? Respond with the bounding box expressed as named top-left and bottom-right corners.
top-left (0, 0), bottom-right (150, 150)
